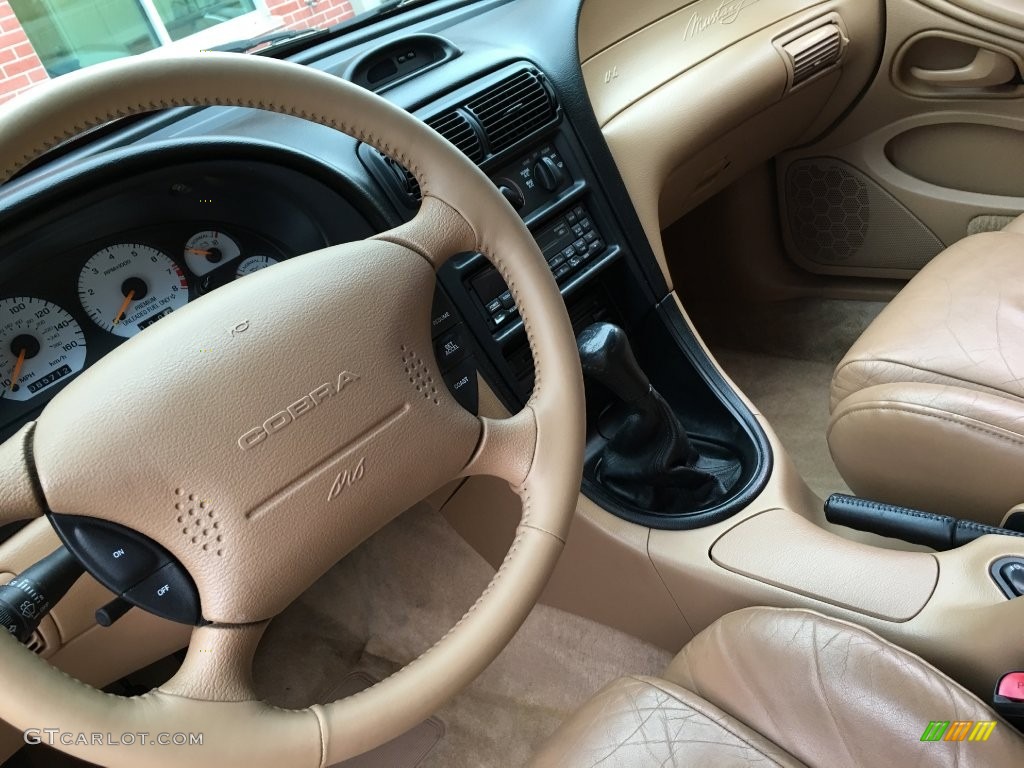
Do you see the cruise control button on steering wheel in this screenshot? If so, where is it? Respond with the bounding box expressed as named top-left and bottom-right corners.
top-left (124, 562), bottom-right (200, 624)
top-left (49, 514), bottom-right (171, 594)
top-left (49, 513), bottom-right (201, 624)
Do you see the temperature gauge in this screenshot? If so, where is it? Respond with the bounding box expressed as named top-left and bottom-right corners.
top-left (183, 231), bottom-right (240, 276)
top-left (0, 297), bottom-right (86, 402)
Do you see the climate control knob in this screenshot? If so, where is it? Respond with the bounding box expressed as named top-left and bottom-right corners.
top-left (533, 156), bottom-right (565, 192)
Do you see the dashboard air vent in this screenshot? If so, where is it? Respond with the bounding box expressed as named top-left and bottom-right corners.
top-left (377, 152), bottom-right (420, 200)
top-left (374, 111), bottom-right (483, 201)
top-left (784, 23), bottom-right (845, 88)
top-left (427, 110), bottom-right (484, 163)
top-left (360, 64), bottom-right (562, 207)
top-left (25, 630), bottom-right (46, 655)
top-left (466, 69), bottom-right (556, 154)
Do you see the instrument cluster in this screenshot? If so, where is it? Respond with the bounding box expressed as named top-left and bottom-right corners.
top-left (0, 225), bottom-right (287, 406)
top-left (0, 153), bottom-right (378, 440)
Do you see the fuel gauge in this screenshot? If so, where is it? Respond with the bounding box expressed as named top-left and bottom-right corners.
top-left (235, 255), bottom-right (278, 278)
top-left (183, 231), bottom-right (240, 276)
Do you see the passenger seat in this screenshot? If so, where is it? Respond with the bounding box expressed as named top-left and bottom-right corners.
top-left (828, 214), bottom-right (1024, 525)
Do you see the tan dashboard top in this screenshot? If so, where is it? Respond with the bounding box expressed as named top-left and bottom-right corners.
top-left (580, 0), bottom-right (823, 126)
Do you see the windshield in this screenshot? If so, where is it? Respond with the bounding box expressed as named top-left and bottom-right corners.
top-left (0, 0), bottom-right (392, 105)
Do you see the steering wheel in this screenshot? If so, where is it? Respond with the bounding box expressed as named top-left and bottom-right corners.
top-left (0, 53), bottom-right (584, 766)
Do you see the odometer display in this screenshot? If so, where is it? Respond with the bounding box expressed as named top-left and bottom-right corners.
top-left (28, 364), bottom-right (72, 393)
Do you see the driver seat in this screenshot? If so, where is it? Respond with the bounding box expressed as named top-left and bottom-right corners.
top-left (531, 607), bottom-right (1024, 767)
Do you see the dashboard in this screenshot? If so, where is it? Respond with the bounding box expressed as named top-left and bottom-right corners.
top-left (0, 0), bottom-right (770, 529)
top-left (0, 54), bottom-right (643, 438)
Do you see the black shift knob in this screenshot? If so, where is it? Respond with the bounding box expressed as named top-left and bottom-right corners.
top-left (576, 322), bottom-right (651, 406)
top-left (577, 322), bottom-right (735, 512)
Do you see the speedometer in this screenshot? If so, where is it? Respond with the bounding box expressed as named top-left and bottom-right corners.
top-left (0, 297), bottom-right (86, 402)
top-left (78, 244), bottom-right (188, 338)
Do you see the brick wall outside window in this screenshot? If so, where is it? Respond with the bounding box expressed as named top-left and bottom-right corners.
top-left (0, 0), bottom-right (49, 106)
top-left (0, 0), bottom-right (356, 106)
top-left (267, 0), bottom-right (355, 31)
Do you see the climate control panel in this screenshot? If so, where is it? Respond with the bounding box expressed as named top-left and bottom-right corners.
top-left (471, 202), bottom-right (608, 331)
top-left (491, 142), bottom-right (571, 218)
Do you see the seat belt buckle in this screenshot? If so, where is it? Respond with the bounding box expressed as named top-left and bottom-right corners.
top-left (994, 672), bottom-right (1024, 729)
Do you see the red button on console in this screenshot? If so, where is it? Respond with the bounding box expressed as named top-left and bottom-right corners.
top-left (997, 672), bottom-right (1024, 702)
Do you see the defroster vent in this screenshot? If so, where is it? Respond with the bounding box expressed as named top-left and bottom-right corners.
top-left (466, 69), bottom-right (557, 153)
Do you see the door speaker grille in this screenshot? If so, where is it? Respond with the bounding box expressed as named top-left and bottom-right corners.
top-left (784, 158), bottom-right (944, 271)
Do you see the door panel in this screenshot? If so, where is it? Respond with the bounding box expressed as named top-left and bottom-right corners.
top-left (886, 122), bottom-right (1024, 197)
top-left (776, 0), bottom-right (1024, 278)
top-left (915, 0), bottom-right (1024, 38)
top-left (894, 32), bottom-right (1022, 97)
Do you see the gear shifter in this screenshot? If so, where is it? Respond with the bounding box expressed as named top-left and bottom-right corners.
top-left (577, 323), bottom-right (735, 512)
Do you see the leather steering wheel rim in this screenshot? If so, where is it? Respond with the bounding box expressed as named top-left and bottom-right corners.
top-left (0, 53), bottom-right (584, 767)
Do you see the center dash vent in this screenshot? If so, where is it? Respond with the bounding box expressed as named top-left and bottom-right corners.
top-left (782, 22), bottom-right (846, 89)
top-left (466, 69), bottom-right (557, 153)
top-left (376, 110), bottom-right (483, 200)
top-left (360, 64), bottom-right (561, 207)
top-left (428, 110), bottom-right (484, 163)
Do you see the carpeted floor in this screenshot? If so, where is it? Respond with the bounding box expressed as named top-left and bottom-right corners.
top-left (253, 504), bottom-right (672, 768)
top-left (685, 296), bottom-right (888, 500)
top-left (8, 506), bottom-right (669, 768)
top-left (714, 349), bottom-right (850, 500)
top-left (689, 296), bottom-right (888, 366)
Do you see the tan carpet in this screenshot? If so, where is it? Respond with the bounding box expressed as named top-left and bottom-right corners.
top-left (7, 507), bottom-right (669, 768)
top-left (714, 349), bottom-right (850, 500)
top-left (253, 505), bottom-right (672, 768)
top-left (688, 297), bottom-right (887, 366)
top-left (681, 296), bottom-right (887, 498)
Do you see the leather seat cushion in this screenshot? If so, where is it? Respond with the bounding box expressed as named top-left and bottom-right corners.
top-left (829, 214), bottom-right (1024, 520)
top-left (532, 607), bottom-right (1024, 767)
top-left (530, 675), bottom-right (805, 767)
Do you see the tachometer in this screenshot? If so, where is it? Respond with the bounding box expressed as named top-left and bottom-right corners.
top-left (0, 297), bottom-right (86, 402)
top-left (78, 244), bottom-right (188, 338)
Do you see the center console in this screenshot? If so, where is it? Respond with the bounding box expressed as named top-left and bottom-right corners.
top-left (418, 61), bottom-right (1024, 702)
top-left (361, 61), bottom-right (772, 529)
